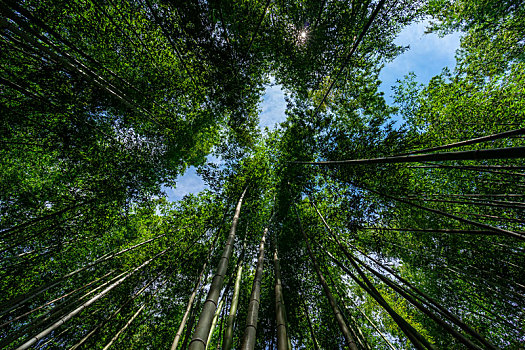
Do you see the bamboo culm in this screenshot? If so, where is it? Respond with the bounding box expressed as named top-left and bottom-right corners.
top-left (189, 187), bottom-right (248, 350)
top-left (172, 231), bottom-right (220, 350)
top-left (222, 234), bottom-right (249, 350)
top-left (273, 239), bottom-right (288, 350)
top-left (15, 248), bottom-right (169, 350)
top-left (294, 204), bottom-right (358, 350)
top-left (241, 225), bottom-right (270, 350)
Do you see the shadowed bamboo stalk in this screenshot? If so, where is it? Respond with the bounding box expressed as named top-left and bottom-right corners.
top-left (310, 200), bottom-right (495, 349)
top-left (347, 179), bottom-right (525, 241)
top-left (1, 270), bottom-right (114, 329)
top-left (295, 146), bottom-right (525, 165)
top-left (143, 0), bottom-right (198, 89)
top-left (101, 303), bottom-right (146, 350)
top-left (326, 270), bottom-right (369, 350)
top-left (312, 0), bottom-right (387, 119)
top-left (206, 298), bottom-right (225, 350)
top-left (395, 127), bottom-right (525, 156)
top-left (100, 240), bottom-right (205, 350)
top-left (346, 297), bottom-right (397, 350)
top-left (69, 270), bottom-right (163, 350)
top-left (325, 249), bottom-right (432, 350)
top-left (301, 298), bottom-right (320, 350)
top-left (307, 200), bottom-right (432, 349)
top-left (0, 229), bottom-right (175, 317)
top-left (1, 270), bottom-right (127, 349)
top-left (351, 248), bottom-right (498, 349)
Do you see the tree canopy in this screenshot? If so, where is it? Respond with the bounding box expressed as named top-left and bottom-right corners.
top-left (1, 0), bottom-right (524, 349)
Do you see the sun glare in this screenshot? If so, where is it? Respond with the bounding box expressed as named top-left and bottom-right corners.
top-left (298, 29), bottom-right (308, 45)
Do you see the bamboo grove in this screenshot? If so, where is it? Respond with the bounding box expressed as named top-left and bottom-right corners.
top-left (1, 0), bottom-right (524, 349)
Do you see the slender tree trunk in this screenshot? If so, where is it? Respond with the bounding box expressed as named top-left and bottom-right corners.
top-left (1, 270), bottom-right (114, 329)
top-left (349, 252), bottom-right (495, 349)
top-left (143, 0), bottom-right (197, 89)
top-left (181, 290), bottom-right (204, 350)
top-left (409, 164), bottom-right (525, 170)
top-left (216, 298), bottom-right (227, 350)
top-left (241, 225), bottom-right (270, 350)
top-left (312, 0), bottom-right (386, 119)
top-left (349, 242), bottom-right (506, 345)
top-left (0, 199), bottom-right (94, 238)
top-left (347, 297), bottom-right (398, 350)
top-left (69, 269), bottom-right (166, 350)
top-left (189, 187), bottom-right (248, 350)
top-left (407, 193), bottom-right (525, 198)
top-left (3, 270), bottom-right (128, 349)
top-left (102, 303), bottom-right (146, 350)
top-left (404, 197), bottom-right (525, 209)
top-left (418, 161), bottom-right (525, 177)
top-left (273, 239), bottom-right (288, 350)
top-left (327, 272), bottom-right (370, 350)
top-left (351, 180), bottom-right (525, 241)
top-left (325, 249), bottom-right (432, 350)
top-left (358, 227), bottom-right (522, 235)
top-left (294, 205), bottom-right (358, 350)
top-left (99, 236), bottom-right (212, 350)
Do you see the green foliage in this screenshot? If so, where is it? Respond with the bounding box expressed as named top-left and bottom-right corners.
top-left (1, 0), bottom-right (524, 349)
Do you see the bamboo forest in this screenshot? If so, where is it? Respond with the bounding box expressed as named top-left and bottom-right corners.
top-left (1, 0), bottom-right (525, 349)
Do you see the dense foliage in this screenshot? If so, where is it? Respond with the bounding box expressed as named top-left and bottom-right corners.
top-left (1, 0), bottom-right (524, 349)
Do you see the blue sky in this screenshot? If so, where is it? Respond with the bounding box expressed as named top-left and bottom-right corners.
top-left (163, 20), bottom-right (461, 202)
top-left (379, 20), bottom-right (461, 104)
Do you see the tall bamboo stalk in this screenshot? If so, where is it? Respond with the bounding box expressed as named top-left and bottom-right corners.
top-left (294, 205), bottom-right (358, 350)
top-left (206, 298), bottom-right (225, 350)
top-left (241, 225), bottom-right (270, 350)
top-left (273, 235), bottom-right (289, 350)
top-left (15, 249), bottom-right (169, 350)
top-left (189, 187), bottom-right (248, 350)
top-left (222, 233), bottom-right (249, 350)
top-left (172, 232), bottom-right (220, 350)
top-left (296, 146), bottom-right (525, 165)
